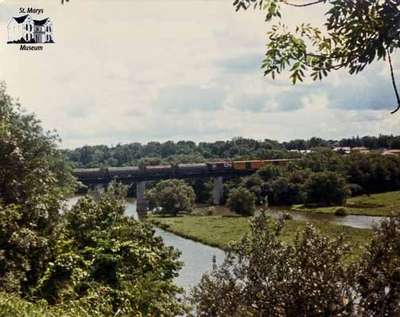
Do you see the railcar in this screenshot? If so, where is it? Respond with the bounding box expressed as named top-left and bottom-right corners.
top-left (73, 168), bottom-right (108, 183)
top-left (232, 160), bottom-right (266, 170)
top-left (176, 163), bottom-right (208, 176)
top-left (144, 164), bottom-right (174, 178)
top-left (108, 166), bottom-right (140, 180)
top-left (206, 161), bottom-right (232, 171)
top-left (232, 159), bottom-right (292, 171)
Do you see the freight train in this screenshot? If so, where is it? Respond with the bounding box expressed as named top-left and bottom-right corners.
top-left (73, 159), bottom-right (294, 183)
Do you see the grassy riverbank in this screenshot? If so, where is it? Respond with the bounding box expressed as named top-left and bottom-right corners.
top-left (148, 214), bottom-right (372, 261)
top-left (291, 191), bottom-right (400, 217)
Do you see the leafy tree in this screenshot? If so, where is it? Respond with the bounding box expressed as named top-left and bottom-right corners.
top-left (227, 187), bottom-right (256, 216)
top-left (192, 213), bottom-right (354, 316)
top-left (187, 178), bottom-right (213, 204)
top-left (354, 216), bottom-right (400, 315)
top-left (193, 213), bottom-right (400, 316)
top-left (233, 0), bottom-right (400, 113)
top-left (304, 171), bottom-right (348, 206)
top-left (264, 176), bottom-right (306, 205)
top-left (146, 179), bottom-right (195, 215)
top-left (35, 184), bottom-right (186, 316)
top-left (0, 83), bottom-right (75, 295)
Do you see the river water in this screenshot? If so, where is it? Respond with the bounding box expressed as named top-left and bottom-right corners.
top-left (66, 196), bottom-right (386, 289)
top-left (265, 209), bottom-right (386, 229)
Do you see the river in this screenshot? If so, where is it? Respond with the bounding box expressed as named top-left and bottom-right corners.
top-left (265, 208), bottom-right (386, 229)
top-left (66, 196), bottom-right (386, 289)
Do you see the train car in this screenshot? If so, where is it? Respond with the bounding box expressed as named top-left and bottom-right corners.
top-left (73, 168), bottom-right (108, 183)
top-left (232, 159), bottom-right (294, 171)
top-left (232, 160), bottom-right (272, 171)
top-left (232, 160), bottom-right (266, 170)
top-left (108, 166), bottom-right (140, 180)
top-left (206, 161), bottom-right (232, 172)
top-left (176, 163), bottom-right (208, 176)
top-left (145, 164), bottom-right (174, 178)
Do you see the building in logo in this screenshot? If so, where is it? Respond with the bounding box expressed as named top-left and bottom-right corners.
top-left (7, 15), bottom-right (54, 44)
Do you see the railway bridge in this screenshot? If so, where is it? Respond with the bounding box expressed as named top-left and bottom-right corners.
top-left (73, 159), bottom-right (293, 214)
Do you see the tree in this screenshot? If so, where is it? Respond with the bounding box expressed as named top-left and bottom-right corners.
top-left (233, 0), bottom-right (400, 113)
top-left (192, 213), bottom-right (400, 316)
top-left (355, 216), bottom-right (400, 315)
top-left (146, 179), bottom-right (195, 215)
top-left (227, 187), bottom-right (256, 215)
top-left (35, 183), bottom-right (186, 316)
top-left (0, 83), bottom-right (75, 295)
top-left (304, 171), bottom-right (348, 206)
top-left (192, 213), bottom-right (354, 316)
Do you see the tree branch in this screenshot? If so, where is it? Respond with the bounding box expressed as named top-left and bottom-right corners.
top-left (387, 50), bottom-right (400, 114)
top-left (282, 0), bottom-right (325, 7)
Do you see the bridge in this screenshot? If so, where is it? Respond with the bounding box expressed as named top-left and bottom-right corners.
top-left (73, 159), bottom-right (293, 214)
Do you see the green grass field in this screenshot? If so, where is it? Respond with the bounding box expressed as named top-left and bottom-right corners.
top-left (149, 214), bottom-right (372, 262)
top-left (291, 191), bottom-right (400, 217)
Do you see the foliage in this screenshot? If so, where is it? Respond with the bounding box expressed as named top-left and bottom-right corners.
top-left (149, 213), bottom-right (372, 256)
top-left (356, 216), bottom-right (400, 315)
top-left (233, 0), bottom-right (400, 112)
top-left (334, 207), bottom-right (347, 216)
top-left (0, 85), bottom-right (186, 316)
top-left (146, 179), bottom-right (195, 215)
top-left (192, 213), bottom-right (400, 316)
top-left (35, 184), bottom-right (186, 316)
top-left (192, 213), bottom-right (354, 316)
top-left (0, 83), bottom-right (75, 295)
top-left (64, 135), bottom-right (400, 169)
top-left (304, 171), bottom-right (349, 206)
top-left (227, 187), bottom-right (256, 216)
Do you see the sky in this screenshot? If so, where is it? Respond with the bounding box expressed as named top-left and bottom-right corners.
top-left (0, 0), bottom-right (399, 149)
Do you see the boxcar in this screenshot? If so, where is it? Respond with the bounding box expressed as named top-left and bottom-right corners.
top-left (73, 168), bottom-right (108, 183)
top-left (177, 163), bottom-right (208, 176)
top-left (108, 166), bottom-right (140, 179)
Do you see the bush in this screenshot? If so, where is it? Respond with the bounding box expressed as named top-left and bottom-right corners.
top-left (304, 171), bottom-right (349, 206)
top-left (192, 214), bottom-right (353, 316)
top-left (146, 179), bottom-right (195, 215)
top-left (35, 184), bottom-right (186, 316)
top-left (335, 207), bottom-right (348, 216)
top-left (192, 214), bottom-right (400, 317)
top-left (227, 187), bottom-right (256, 216)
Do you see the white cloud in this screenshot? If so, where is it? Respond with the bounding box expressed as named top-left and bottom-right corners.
top-left (0, 0), bottom-right (399, 148)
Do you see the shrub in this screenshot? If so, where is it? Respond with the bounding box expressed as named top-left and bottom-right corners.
top-left (35, 184), bottom-right (186, 316)
top-left (192, 214), bottom-right (400, 316)
top-left (335, 207), bottom-right (348, 216)
top-left (146, 179), bottom-right (195, 215)
top-left (192, 214), bottom-right (354, 316)
top-left (227, 187), bottom-right (256, 216)
top-left (304, 171), bottom-right (349, 206)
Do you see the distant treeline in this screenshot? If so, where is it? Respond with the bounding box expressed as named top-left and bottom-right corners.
top-left (63, 135), bottom-right (400, 168)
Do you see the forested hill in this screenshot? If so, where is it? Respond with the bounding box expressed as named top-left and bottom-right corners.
top-left (64, 135), bottom-right (400, 168)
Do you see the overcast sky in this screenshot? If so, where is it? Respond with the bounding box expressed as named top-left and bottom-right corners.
top-left (1, 0), bottom-right (399, 149)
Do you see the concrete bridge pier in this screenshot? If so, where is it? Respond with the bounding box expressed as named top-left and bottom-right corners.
top-left (212, 176), bottom-right (224, 205)
top-left (136, 181), bottom-right (148, 215)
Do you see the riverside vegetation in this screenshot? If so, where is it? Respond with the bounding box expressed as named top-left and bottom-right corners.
top-left (1, 81), bottom-right (400, 316)
top-left (0, 84), bottom-right (186, 316)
